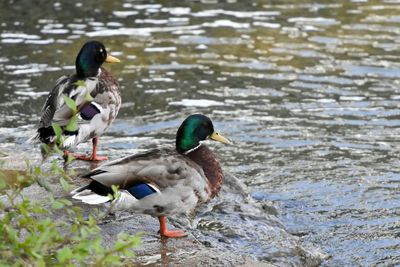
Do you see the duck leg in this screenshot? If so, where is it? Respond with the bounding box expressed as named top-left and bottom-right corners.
top-left (89, 137), bottom-right (108, 161)
top-left (158, 216), bottom-right (187, 238)
top-left (65, 137), bottom-right (108, 161)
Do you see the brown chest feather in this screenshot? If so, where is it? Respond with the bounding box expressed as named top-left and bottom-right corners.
top-left (186, 145), bottom-right (224, 199)
top-left (98, 68), bottom-right (120, 94)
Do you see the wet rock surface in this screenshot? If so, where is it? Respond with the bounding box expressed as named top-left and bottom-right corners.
top-left (0, 146), bottom-right (325, 266)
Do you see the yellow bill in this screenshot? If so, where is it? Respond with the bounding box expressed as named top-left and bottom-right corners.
top-left (210, 131), bottom-right (232, 145)
top-left (105, 55), bottom-right (121, 63)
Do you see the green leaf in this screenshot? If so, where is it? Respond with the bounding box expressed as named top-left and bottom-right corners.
top-left (113, 241), bottom-right (125, 251)
top-left (36, 176), bottom-right (52, 192)
top-left (124, 250), bottom-right (136, 258)
top-left (31, 251), bottom-right (42, 260)
top-left (59, 177), bottom-right (71, 192)
top-left (62, 95), bottom-right (77, 113)
top-left (52, 124), bottom-right (63, 144)
top-left (66, 154), bottom-right (75, 164)
top-left (52, 200), bottom-right (64, 209)
top-left (111, 185), bottom-right (121, 199)
top-left (60, 199), bottom-right (73, 206)
top-left (57, 247), bottom-right (73, 263)
top-left (34, 166), bottom-right (42, 176)
top-left (52, 123), bottom-right (62, 138)
top-left (40, 143), bottom-right (51, 159)
top-left (0, 177), bottom-right (6, 190)
top-left (65, 115), bottom-right (78, 132)
top-left (53, 145), bottom-right (63, 155)
top-left (84, 91), bottom-right (93, 102)
top-left (16, 174), bottom-right (25, 183)
top-left (50, 160), bottom-right (62, 174)
top-left (73, 80), bottom-right (86, 88)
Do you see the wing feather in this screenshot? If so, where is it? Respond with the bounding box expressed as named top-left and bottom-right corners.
top-left (82, 148), bottom-right (205, 191)
top-left (39, 75), bottom-right (100, 127)
top-left (39, 75), bottom-right (71, 128)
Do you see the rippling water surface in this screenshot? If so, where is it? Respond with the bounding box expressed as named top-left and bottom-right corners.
top-left (2, 0), bottom-right (400, 265)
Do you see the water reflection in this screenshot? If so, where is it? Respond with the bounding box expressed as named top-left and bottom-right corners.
top-left (1, 0), bottom-right (400, 265)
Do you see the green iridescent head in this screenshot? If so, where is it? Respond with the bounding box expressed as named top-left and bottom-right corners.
top-left (176, 114), bottom-right (232, 154)
top-left (75, 41), bottom-right (120, 78)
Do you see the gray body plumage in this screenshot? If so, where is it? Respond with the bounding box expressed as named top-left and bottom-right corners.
top-left (72, 147), bottom-right (212, 217)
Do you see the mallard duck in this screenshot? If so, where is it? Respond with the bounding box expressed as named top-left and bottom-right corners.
top-left (31, 40), bottom-right (121, 161)
top-left (71, 114), bottom-right (232, 238)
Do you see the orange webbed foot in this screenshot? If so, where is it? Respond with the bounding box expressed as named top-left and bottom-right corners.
top-left (160, 229), bottom-right (187, 238)
top-left (73, 153), bottom-right (108, 161)
top-left (158, 216), bottom-right (187, 238)
top-left (63, 137), bottom-right (108, 162)
top-left (63, 151), bottom-right (108, 162)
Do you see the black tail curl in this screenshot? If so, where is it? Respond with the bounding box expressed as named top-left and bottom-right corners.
top-left (37, 126), bottom-right (55, 144)
top-left (37, 126), bottom-right (79, 144)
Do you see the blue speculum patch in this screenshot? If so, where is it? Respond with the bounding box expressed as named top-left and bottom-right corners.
top-left (127, 183), bottom-right (157, 199)
top-left (80, 103), bottom-right (100, 120)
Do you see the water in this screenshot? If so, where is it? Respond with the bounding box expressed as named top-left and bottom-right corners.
top-left (1, 0), bottom-right (400, 265)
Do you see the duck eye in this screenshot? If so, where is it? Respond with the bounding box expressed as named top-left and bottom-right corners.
top-left (95, 48), bottom-right (106, 62)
